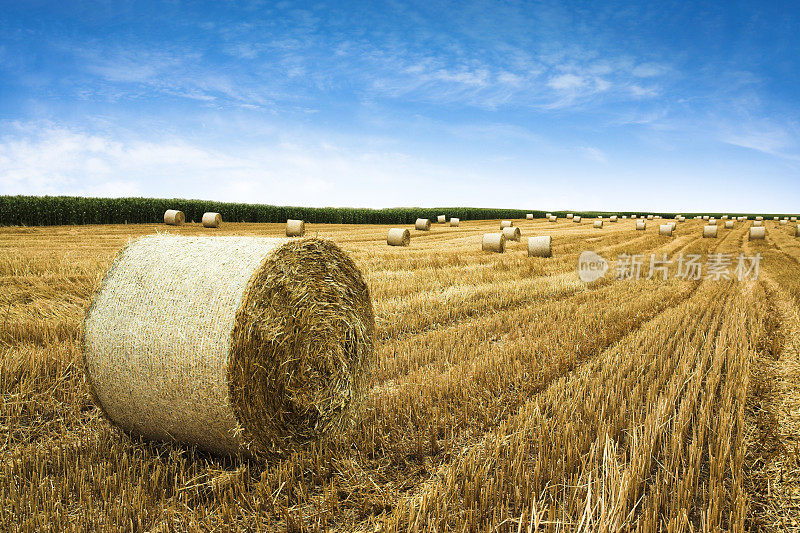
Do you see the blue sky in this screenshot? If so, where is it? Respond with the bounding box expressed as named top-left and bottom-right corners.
top-left (1, 0), bottom-right (799, 211)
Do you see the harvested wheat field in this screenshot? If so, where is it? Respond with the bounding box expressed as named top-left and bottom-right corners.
top-left (2, 217), bottom-right (800, 532)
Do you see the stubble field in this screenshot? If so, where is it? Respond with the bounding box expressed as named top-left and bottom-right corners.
top-left (1, 218), bottom-right (799, 532)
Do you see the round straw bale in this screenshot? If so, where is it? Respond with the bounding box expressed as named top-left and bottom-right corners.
top-left (703, 225), bottom-right (718, 238)
top-left (773, 216), bottom-right (780, 221)
top-left (482, 233), bottom-right (505, 253)
top-left (780, 219), bottom-right (788, 225)
top-left (791, 216), bottom-right (797, 221)
top-left (647, 214), bottom-right (654, 220)
top-left (573, 216), bottom-right (582, 223)
top-left (286, 219), bottom-right (305, 237)
top-left (437, 215), bottom-right (446, 224)
top-left (545, 213), bottom-right (552, 218)
top-left (636, 221), bottom-right (646, 230)
top-left (749, 227), bottom-right (766, 240)
top-left (500, 220), bottom-right (514, 228)
top-left (502, 226), bottom-right (521, 241)
top-left (708, 219), bottom-right (717, 225)
top-left (526, 213), bottom-right (534, 220)
top-left (631, 215), bottom-right (637, 219)
top-left (725, 221), bottom-right (734, 229)
top-left (609, 215), bottom-right (618, 222)
top-left (202, 212), bottom-right (222, 228)
top-left (415, 218), bottom-right (431, 231)
top-left (622, 215), bottom-right (628, 219)
top-left (164, 209), bottom-right (185, 226)
top-left (450, 217), bottom-right (460, 227)
top-left (566, 213), bottom-right (574, 219)
top-left (721, 215), bottom-right (728, 220)
top-left (527, 236), bottom-right (552, 257)
top-left (548, 215), bottom-right (558, 222)
top-left (593, 220), bottom-right (603, 229)
top-left (755, 216), bottom-right (763, 221)
top-left (83, 235), bottom-right (374, 457)
top-left (387, 228), bottom-right (410, 246)
top-left (659, 224), bottom-right (673, 236)
top-left (702, 215), bottom-right (709, 221)
top-left (598, 215), bottom-right (603, 219)
top-left (753, 220), bottom-right (763, 227)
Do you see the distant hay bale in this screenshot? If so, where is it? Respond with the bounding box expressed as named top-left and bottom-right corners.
top-left (437, 215), bottom-right (446, 224)
top-left (415, 218), bottom-right (431, 231)
top-left (703, 225), bottom-right (718, 238)
top-left (500, 220), bottom-right (514, 228)
top-left (202, 212), bottom-right (222, 228)
top-left (659, 224), bottom-right (673, 236)
top-left (286, 219), bottom-right (306, 237)
top-left (773, 216), bottom-right (780, 221)
top-left (573, 216), bottom-right (582, 223)
top-left (593, 220), bottom-right (603, 229)
top-left (83, 235), bottom-right (374, 457)
top-left (636, 221), bottom-right (647, 231)
top-left (708, 219), bottom-right (717, 225)
top-left (450, 218), bottom-right (460, 227)
top-left (780, 219), bottom-right (788, 225)
top-left (545, 213), bottom-right (552, 218)
top-left (526, 213), bottom-right (534, 220)
top-left (548, 215), bottom-right (558, 222)
top-left (527, 236), bottom-right (552, 257)
top-left (502, 226), bottom-right (521, 241)
top-left (631, 215), bottom-right (637, 219)
top-left (647, 214), bottom-right (654, 220)
top-left (482, 233), bottom-right (505, 253)
top-left (566, 213), bottom-right (574, 219)
top-left (792, 216), bottom-right (797, 221)
top-left (749, 227), bottom-right (766, 240)
top-left (702, 215), bottom-right (710, 221)
top-left (387, 228), bottom-right (410, 246)
top-left (609, 215), bottom-right (618, 222)
top-left (598, 215), bottom-right (603, 219)
top-left (721, 215), bottom-right (728, 220)
top-left (622, 215), bottom-right (628, 219)
top-left (753, 220), bottom-right (763, 227)
top-left (725, 221), bottom-right (734, 229)
top-left (164, 209), bottom-right (185, 226)
top-left (755, 216), bottom-right (763, 221)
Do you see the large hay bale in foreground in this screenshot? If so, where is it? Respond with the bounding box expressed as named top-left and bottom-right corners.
top-left (500, 220), bottom-right (514, 228)
top-left (482, 233), bottom-right (505, 253)
top-left (750, 227), bottom-right (766, 240)
top-left (202, 212), bottom-right (222, 228)
top-left (164, 210), bottom-right (185, 226)
top-left (502, 226), bottom-right (521, 241)
top-left (387, 228), bottom-right (410, 246)
top-left (659, 224), bottom-right (673, 236)
top-left (437, 215), bottom-right (446, 224)
top-left (636, 221), bottom-right (646, 231)
top-left (415, 218), bottom-right (431, 231)
top-left (527, 236), bottom-right (552, 257)
top-left (286, 219), bottom-right (305, 236)
top-left (83, 236), bottom-right (374, 457)
top-left (450, 218), bottom-right (460, 227)
top-left (703, 225), bottom-right (718, 238)
top-left (526, 213), bottom-right (534, 220)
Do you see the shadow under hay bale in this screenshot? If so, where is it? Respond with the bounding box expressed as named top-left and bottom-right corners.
top-left (83, 235), bottom-right (375, 458)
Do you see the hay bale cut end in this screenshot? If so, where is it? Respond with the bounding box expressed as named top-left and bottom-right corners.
top-left (164, 209), bottom-right (185, 226)
top-left (450, 218), bottom-right (460, 227)
top-left (526, 213), bottom-right (534, 220)
top-left (500, 220), bottom-right (514, 228)
top-left (659, 224), bottom-right (673, 236)
top-left (437, 215), bottom-right (446, 224)
top-left (753, 220), bottom-right (763, 227)
top-left (593, 220), bottom-right (603, 229)
top-left (725, 221), bottom-right (734, 229)
top-left (286, 219), bottom-right (305, 237)
top-left (415, 218), bottom-right (431, 231)
top-left (387, 228), bottom-right (411, 246)
top-left (482, 233), bottom-right (506, 253)
top-left (703, 225), bottom-right (718, 238)
top-left (528, 236), bottom-right (552, 257)
top-left (502, 226), bottom-right (521, 241)
top-left (750, 227), bottom-right (766, 240)
top-left (202, 212), bottom-right (222, 228)
top-left (83, 235), bottom-right (375, 458)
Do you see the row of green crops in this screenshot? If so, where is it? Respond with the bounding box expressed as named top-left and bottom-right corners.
top-left (0, 196), bottom-right (794, 226)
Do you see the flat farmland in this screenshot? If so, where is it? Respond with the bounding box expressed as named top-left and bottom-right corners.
top-left (2, 218), bottom-right (799, 532)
